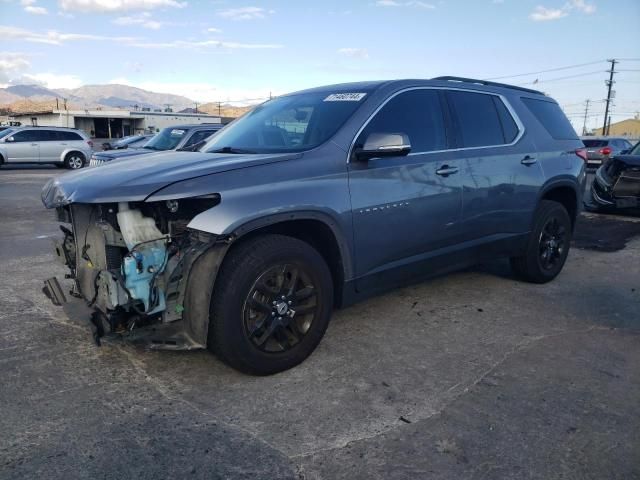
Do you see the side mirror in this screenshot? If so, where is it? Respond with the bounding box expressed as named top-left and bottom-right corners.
top-left (5, 136), bottom-right (14, 143)
top-left (354, 132), bottom-right (411, 161)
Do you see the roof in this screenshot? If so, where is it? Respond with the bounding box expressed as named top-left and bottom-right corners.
top-left (161, 123), bottom-right (224, 129)
top-left (283, 77), bottom-right (547, 98)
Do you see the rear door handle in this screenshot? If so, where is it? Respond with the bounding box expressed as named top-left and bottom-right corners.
top-left (436, 165), bottom-right (459, 176)
top-left (521, 155), bottom-right (537, 166)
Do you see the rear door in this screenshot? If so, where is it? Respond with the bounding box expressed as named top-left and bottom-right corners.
top-left (38, 130), bottom-right (61, 162)
top-left (348, 88), bottom-right (463, 289)
top-left (4, 130), bottom-right (40, 162)
top-left (445, 89), bottom-right (543, 240)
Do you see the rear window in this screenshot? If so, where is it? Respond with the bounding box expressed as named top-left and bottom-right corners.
top-left (582, 139), bottom-right (608, 148)
top-left (56, 130), bottom-right (83, 141)
top-left (521, 97), bottom-right (577, 140)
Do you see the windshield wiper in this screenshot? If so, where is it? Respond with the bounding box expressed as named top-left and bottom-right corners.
top-left (209, 146), bottom-right (256, 154)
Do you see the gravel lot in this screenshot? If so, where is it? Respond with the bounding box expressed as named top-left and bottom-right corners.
top-left (1, 166), bottom-right (639, 480)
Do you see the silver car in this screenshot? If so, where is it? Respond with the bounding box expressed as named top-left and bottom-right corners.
top-left (581, 136), bottom-right (634, 169)
top-left (0, 126), bottom-right (93, 169)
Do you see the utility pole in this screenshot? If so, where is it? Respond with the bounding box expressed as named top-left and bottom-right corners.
top-left (602, 59), bottom-right (617, 135)
top-left (217, 101), bottom-right (221, 116)
top-left (582, 99), bottom-right (591, 136)
top-left (194, 102), bottom-right (198, 114)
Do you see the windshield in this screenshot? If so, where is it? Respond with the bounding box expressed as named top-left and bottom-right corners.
top-left (144, 128), bottom-right (187, 151)
top-left (203, 91), bottom-right (370, 154)
top-left (0, 128), bottom-right (15, 139)
top-left (630, 141), bottom-right (640, 155)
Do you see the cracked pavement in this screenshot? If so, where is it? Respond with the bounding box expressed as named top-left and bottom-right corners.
top-left (1, 167), bottom-right (639, 479)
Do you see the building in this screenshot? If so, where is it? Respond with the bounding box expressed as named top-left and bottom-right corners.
top-left (593, 116), bottom-right (640, 139)
top-left (8, 109), bottom-right (223, 139)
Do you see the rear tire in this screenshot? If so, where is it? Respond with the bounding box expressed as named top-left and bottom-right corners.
top-left (64, 152), bottom-right (85, 170)
top-left (510, 200), bottom-right (572, 283)
top-left (208, 234), bottom-right (333, 375)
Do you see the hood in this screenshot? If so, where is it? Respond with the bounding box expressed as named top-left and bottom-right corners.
top-left (95, 148), bottom-right (157, 160)
top-left (615, 154), bottom-right (640, 167)
top-left (42, 150), bottom-right (300, 208)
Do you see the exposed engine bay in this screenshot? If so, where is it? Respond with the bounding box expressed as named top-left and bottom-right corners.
top-left (50, 196), bottom-right (227, 348)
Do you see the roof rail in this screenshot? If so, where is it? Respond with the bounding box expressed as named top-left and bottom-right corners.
top-left (432, 76), bottom-right (544, 96)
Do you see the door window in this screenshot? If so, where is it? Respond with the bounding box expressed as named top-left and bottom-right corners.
top-left (447, 91), bottom-right (508, 148)
top-left (183, 130), bottom-right (216, 148)
top-left (356, 89), bottom-right (447, 153)
top-left (11, 130), bottom-right (42, 142)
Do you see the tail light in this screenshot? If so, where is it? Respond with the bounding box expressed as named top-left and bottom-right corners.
top-left (87, 140), bottom-right (94, 148)
top-left (599, 146), bottom-right (612, 156)
top-left (575, 148), bottom-right (588, 162)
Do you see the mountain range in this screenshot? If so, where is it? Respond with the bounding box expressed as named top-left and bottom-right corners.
top-left (0, 83), bottom-right (196, 111)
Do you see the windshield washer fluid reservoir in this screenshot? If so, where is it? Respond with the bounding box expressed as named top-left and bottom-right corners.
top-left (117, 202), bottom-right (165, 249)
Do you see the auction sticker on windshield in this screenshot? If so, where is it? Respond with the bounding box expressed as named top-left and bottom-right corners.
top-left (171, 129), bottom-right (186, 136)
top-left (324, 93), bottom-right (367, 102)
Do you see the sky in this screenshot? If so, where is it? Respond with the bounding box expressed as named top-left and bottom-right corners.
top-left (0, 0), bottom-right (639, 131)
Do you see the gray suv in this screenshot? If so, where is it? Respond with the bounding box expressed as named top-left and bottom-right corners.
top-left (0, 126), bottom-right (93, 169)
top-left (42, 77), bottom-right (586, 375)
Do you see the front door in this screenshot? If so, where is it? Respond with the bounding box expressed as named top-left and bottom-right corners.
top-left (348, 89), bottom-right (463, 291)
top-left (5, 130), bottom-right (39, 162)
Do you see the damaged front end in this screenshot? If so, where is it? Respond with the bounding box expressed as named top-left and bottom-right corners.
top-left (45, 196), bottom-right (229, 349)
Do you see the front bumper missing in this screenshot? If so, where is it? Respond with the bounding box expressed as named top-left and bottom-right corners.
top-left (44, 204), bottom-right (232, 350)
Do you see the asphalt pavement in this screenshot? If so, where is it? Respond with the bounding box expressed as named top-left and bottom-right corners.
top-left (0, 167), bottom-right (638, 480)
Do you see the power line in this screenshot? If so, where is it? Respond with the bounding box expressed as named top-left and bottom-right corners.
top-left (484, 60), bottom-right (604, 81)
top-left (517, 70), bottom-right (605, 85)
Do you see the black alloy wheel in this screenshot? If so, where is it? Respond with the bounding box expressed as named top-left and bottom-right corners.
top-left (207, 234), bottom-right (333, 375)
top-left (243, 263), bottom-right (319, 353)
top-left (510, 200), bottom-right (572, 283)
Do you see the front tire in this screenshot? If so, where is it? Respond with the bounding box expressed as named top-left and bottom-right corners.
top-left (510, 200), bottom-right (572, 283)
top-left (64, 152), bottom-right (85, 170)
top-left (209, 234), bottom-right (334, 375)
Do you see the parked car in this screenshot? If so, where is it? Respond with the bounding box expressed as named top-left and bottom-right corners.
top-left (0, 126), bottom-right (93, 169)
top-left (589, 141), bottom-right (640, 210)
top-left (101, 134), bottom-right (153, 151)
top-left (581, 136), bottom-right (633, 169)
top-left (89, 124), bottom-right (222, 166)
top-left (42, 77), bottom-right (585, 375)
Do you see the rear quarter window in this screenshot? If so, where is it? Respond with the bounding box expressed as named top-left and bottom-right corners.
top-left (56, 131), bottom-right (83, 141)
top-left (521, 97), bottom-right (577, 140)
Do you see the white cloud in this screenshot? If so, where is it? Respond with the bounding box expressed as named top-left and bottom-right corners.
top-left (0, 25), bottom-right (136, 45)
top-left (22, 72), bottom-right (83, 89)
top-left (375, 0), bottom-right (435, 8)
top-left (0, 52), bottom-right (31, 84)
top-left (113, 14), bottom-right (163, 29)
top-left (338, 48), bottom-right (369, 59)
top-left (0, 25), bottom-right (280, 51)
top-left (128, 38), bottom-right (282, 49)
top-left (25, 5), bottom-right (48, 14)
top-left (568, 0), bottom-right (596, 14)
top-left (529, 0), bottom-right (595, 21)
top-left (58, 0), bottom-right (186, 13)
top-left (217, 6), bottom-right (274, 20)
top-left (21, 0), bottom-right (48, 14)
top-left (529, 5), bottom-right (567, 20)
top-left (106, 78), bottom-right (276, 104)
top-left (207, 27), bottom-right (222, 33)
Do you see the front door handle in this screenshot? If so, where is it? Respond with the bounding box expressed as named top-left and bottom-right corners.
top-left (436, 165), bottom-right (459, 176)
top-left (521, 155), bottom-right (537, 166)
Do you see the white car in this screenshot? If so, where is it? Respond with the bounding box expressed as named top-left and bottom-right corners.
top-left (0, 126), bottom-right (93, 169)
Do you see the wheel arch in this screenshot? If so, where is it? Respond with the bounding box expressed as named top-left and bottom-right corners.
top-left (60, 149), bottom-right (88, 164)
top-left (225, 212), bottom-right (353, 308)
top-left (539, 180), bottom-right (580, 228)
